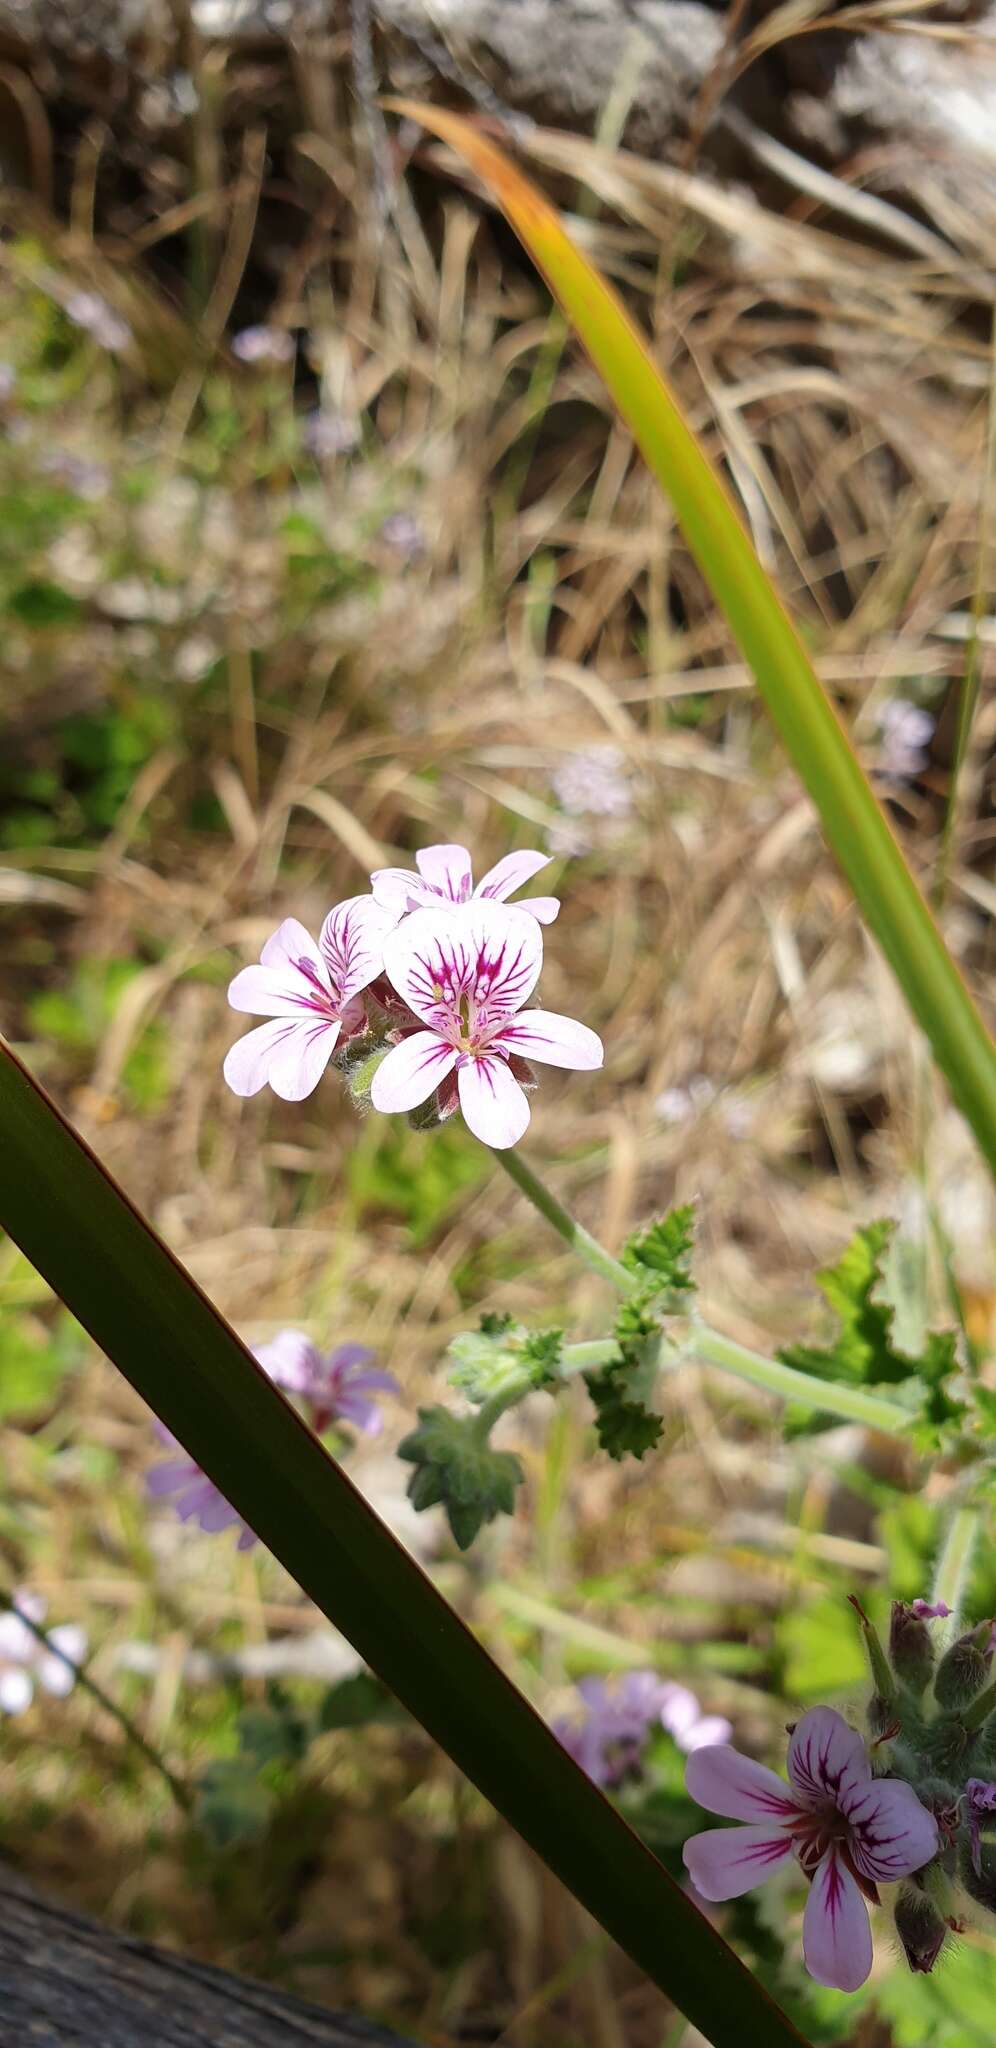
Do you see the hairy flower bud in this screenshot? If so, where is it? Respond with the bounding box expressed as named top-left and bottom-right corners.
top-left (891, 1602), bottom-right (936, 1696)
top-left (934, 1625), bottom-right (992, 1711)
top-left (893, 1886), bottom-right (948, 1974)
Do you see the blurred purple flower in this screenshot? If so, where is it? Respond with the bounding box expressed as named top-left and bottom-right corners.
top-left (912, 1599), bottom-right (951, 1620)
top-left (232, 325), bottom-right (295, 367)
top-left (146, 1427), bottom-right (258, 1550)
top-left (553, 1670), bottom-right (731, 1787)
top-left (39, 450), bottom-right (110, 501)
top-left (254, 1331), bottom-right (399, 1436)
top-left (878, 700), bottom-right (934, 781)
top-left (64, 291), bottom-right (131, 353)
top-left (303, 407), bottom-right (360, 457)
top-left (379, 511), bottom-right (425, 562)
top-left (0, 1592), bottom-right (87, 1714)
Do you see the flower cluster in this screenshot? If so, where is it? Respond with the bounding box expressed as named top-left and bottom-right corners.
top-left (146, 1334), bottom-right (397, 1546)
top-left (683, 1593), bottom-right (996, 1993)
top-left (0, 1593), bottom-right (87, 1714)
top-left (223, 844), bottom-right (602, 1149)
top-left (554, 1671), bottom-right (731, 1788)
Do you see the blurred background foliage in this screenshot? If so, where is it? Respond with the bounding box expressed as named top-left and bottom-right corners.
top-left (0, 12), bottom-right (995, 2045)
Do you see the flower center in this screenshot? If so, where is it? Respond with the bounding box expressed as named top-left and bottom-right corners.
top-left (293, 955), bottom-right (340, 1017)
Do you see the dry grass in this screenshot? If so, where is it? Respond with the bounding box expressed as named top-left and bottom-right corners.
top-left (1, 37), bottom-right (995, 2045)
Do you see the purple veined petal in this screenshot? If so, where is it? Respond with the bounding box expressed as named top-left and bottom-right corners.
top-left (259, 917), bottom-right (328, 976)
top-left (320, 895), bottom-right (397, 1003)
top-left (332, 1391), bottom-right (383, 1435)
top-left (369, 868), bottom-right (435, 915)
top-left (457, 1053), bottom-right (531, 1148)
top-left (242, 1017), bottom-right (343, 1101)
top-left (227, 961), bottom-right (334, 1019)
top-left (685, 1743), bottom-right (800, 1823)
top-left (371, 1031), bottom-right (459, 1114)
top-left (0, 1668), bottom-right (34, 1714)
top-left (414, 843), bottom-right (474, 902)
top-left (474, 849), bottom-right (553, 903)
top-left (787, 1706), bottom-right (869, 1812)
top-left (383, 902), bottom-right (543, 1031)
top-left (494, 1009), bottom-right (603, 1072)
top-left (843, 1776), bottom-right (939, 1883)
top-left (682, 1715), bottom-right (734, 1753)
top-left (802, 1850), bottom-right (874, 1993)
top-left (682, 1824), bottom-right (795, 1902)
top-left (253, 1330), bottom-right (322, 1393)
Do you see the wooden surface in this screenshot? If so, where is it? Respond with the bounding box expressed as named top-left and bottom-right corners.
top-left (0, 1862), bottom-right (419, 2047)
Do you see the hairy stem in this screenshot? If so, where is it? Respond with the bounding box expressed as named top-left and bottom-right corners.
top-left (930, 1502), bottom-right (981, 1634)
top-left (494, 1147), bottom-right (636, 1294)
top-left (474, 1338), bottom-right (622, 1436)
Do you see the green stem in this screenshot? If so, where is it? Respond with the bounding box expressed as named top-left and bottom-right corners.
top-left (495, 1147), bottom-right (914, 1436)
top-left (686, 1322), bottom-right (914, 1437)
top-left (0, 1589), bottom-right (191, 1813)
top-left (494, 1148), bottom-right (637, 1294)
top-left (930, 1503), bottom-right (980, 1632)
top-left (474, 1338), bottom-right (621, 1437)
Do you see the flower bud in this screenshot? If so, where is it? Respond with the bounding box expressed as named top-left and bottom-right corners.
top-left (890, 1602), bottom-right (936, 1696)
top-left (933, 1625), bottom-right (992, 1711)
top-left (894, 1887), bottom-right (947, 1974)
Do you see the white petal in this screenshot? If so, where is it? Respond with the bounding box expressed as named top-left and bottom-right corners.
top-left (260, 917), bottom-right (325, 973)
top-left (475, 849), bottom-right (551, 901)
top-left (787, 1706), bottom-right (869, 1811)
top-left (370, 1031), bottom-right (458, 1113)
top-left (519, 895), bottom-right (560, 923)
top-left (803, 1851), bottom-right (873, 1993)
top-left (370, 867), bottom-right (430, 914)
top-left (223, 1017), bottom-right (340, 1100)
top-left (457, 1054), bottom-right (530, 1148)
top-left (226, 962), bottom-right (330, 1018)
top-left (685, 1743), bottom-right (799, 1823)
top-left (495, 1009), bottom-right (603, 1071)
top-left (382, 902), bottom-right (542, 1029)
top-left (415, 843), bottom-right (473, 901)
top-left (0, 1669), bottom-right (33, 1714)
top-left (320, 895), bottom-right (396, 1002)
top-left (682, 1825), bottom-right (794, 1901)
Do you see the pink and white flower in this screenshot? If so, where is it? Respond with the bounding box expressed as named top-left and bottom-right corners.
top-left (0, 1593), bottom-right (87, 1714)
top-left (370, 843), bottom-right (560, 925)
top-left (224, 898), bottom-right (395, 1102)
top-left (683, 1706), bottom-right (939, 1993)
top-left (254, 1331), bottom-right (398, 1436)
top-left (370, 901), bottom-right (602, 1149)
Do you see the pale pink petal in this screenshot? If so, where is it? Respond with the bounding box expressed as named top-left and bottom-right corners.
top-left (685, 1743), bottom-right (800, 1823)
top-left (475, 849), bottom-right (553, 902)
top-left (415, 843), bottom-right (473, 902)
top-left (370, 868), bottom-right (435, 915)
top-left (382, 902), bottom-right (542, 1030)
top-left (682, 1715), bottom-right (734, 1753)
top-left (518, 895), bottom-right (560, 924)
top-left (260, 917), bottom-right (326, 974)
top-left (494, 1009), bottom-right (603, 1071)
top-left (787, 1707), bottom-right (869, 1812)
top-left (145, 1458), bottom-right (195, 1498)
top-left (843, 1776), bottom-right (938, 1882)
top-left (0, 1669), bottom-right (33, 1714)
top-left (803, 1851), bottom-right (873, 1993)
top-left (227, 962), bottom-right (331, 1018)
top-left (457, 1053), bottom-right (530, 1148)
top-left (682, 1824), bottom-right (794, 1901)
top-left (371, 1031), bottom-right (458, 1113)
top-left (223, 1017), bottom-right (340, 1100)
top-left (320, 895), bottom-right (396, 1003)
top-left (254, 1330), bottom-right (322, 1394)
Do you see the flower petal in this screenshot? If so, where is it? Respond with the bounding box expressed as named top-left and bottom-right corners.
top-left (0, 1669), bottom-right (33, 1714)
top-left (787, 1706), bottom-right (869, 1811)
top-left (370, 1031), bottom-right (458, 1113)
top-left (382, 902), bottom-right (542, 1030)
top-left (682, 1716), bottom-right (735, 1754)
top-left (320, 895), bottom-right (396, 1002)
top-left (260, 917), bottom-right (326, 975)
top-left (475, 849), bottom-right (552, 901)
top-left (685, 1743), bottom-right (799, 1823)
top-left (803, 1851), bottom-right (873, 1993)
top-left (370, 867), bottom-right (432, 915)
top-left (495, 1009), bottom-right (603, 1071)
top-left (457, 1053), bottom-right (531, 1148)
top-left (843, 1776), bottom-right (939, 1882)
top-left (415, 843), bottom-right (473, 901)
top-left (227, 962), bottom-right (331, 1018)
top-left (682, 1825), bottom-right (794, 1901)
top-left (224, 1016), bottom-right (341, 1101)
top-left (517, 895), bottom-right (560, 924)
top-left (254, 1330), bottom-right (322, 1393)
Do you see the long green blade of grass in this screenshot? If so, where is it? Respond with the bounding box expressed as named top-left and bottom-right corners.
top-left (0, 1038), bottom-right (808, 2048)
top-left (392, 104), bottom-right (996, 1178)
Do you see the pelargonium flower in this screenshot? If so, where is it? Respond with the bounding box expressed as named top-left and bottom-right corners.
top-left (254, 1331), bottom-right (398, 1436)
top-left (370, 901), bottom-right (602, 1149)
top-left (0, 1592), bottom-right (87, 1714)
top-left (555, 1671), bottom-right (731, 1788)
top-left (224, 899), bottom-right (395, 1101)
top-left (683, 1706), bottom-right (938, 1992)
top-left (146, 1428), bottom-right (258, 1550)
top-left (370, 842), bottom-right (560, 926)
top-left (232, 324), bottom-right (295, 366)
